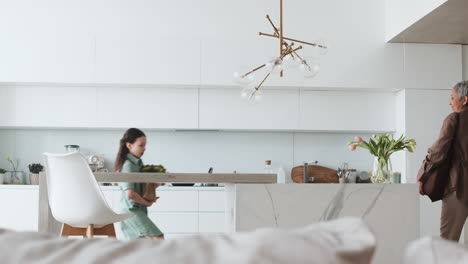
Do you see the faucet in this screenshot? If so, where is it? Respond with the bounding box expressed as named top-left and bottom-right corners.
top-left (303, 161), bottom-right (318, 183)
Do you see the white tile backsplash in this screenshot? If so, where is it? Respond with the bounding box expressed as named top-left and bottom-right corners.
top-left (0, 129), bottom-right (373, 182)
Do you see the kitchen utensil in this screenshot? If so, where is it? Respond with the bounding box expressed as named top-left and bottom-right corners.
top-left (201, 167), bottom-right (217, 187)
top-left (291, 165), bottom-right (338, 183)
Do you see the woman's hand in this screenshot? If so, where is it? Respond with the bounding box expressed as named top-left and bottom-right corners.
top-left (418, 181), bottom-right (425, 195)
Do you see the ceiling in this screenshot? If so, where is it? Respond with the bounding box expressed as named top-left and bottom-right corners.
top-left (389, 0), bottom-right (468, 44)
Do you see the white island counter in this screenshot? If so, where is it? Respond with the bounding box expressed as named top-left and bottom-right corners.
top-left (38, 172), bottom-right (277, 234)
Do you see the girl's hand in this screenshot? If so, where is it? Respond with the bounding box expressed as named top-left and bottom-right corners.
top-left (147, 196), bottom-right (160, 206)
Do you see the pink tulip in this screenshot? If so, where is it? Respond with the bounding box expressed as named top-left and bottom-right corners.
top-left (348, 145), bottom-right (357, 151)
top-left (354, 136), bottom-right (363, 142)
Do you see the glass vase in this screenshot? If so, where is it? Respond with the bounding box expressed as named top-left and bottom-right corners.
top-left (6, 171), bottom-right (25, 184)
top-left (371, 157), bottom-right (392, 183)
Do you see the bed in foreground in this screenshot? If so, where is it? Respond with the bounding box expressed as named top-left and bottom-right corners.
top-left (0, 217), bottom-right (375, 264)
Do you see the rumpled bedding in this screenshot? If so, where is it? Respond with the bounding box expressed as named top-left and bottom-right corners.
top-left (0, 217), bottom-right (375, 264)
top-left (403, 236), bottom-right (468, 264)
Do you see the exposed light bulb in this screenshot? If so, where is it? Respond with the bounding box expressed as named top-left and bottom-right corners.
top-left (299, 59), bottom-right (320, 78)
top-left (282, 54), bottom-right (301, 69)
top-left (233, 68), bottom-right (255, 85)
top-left (240, 86), bottom-right (255, 99)
top-left (265, 58), bottom-right (283, 74)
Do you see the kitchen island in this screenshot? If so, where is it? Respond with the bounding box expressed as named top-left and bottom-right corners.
top-left (38, 172), bottom-right (276, 234)
top-left (231, 183), bottom-right (419, 264)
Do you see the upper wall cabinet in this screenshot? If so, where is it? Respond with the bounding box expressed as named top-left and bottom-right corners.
top-left (199, 88), bottom-right (299, 130)
top-left (95, 33), bottom-right (201, 85)
top-left (14, 86), bottom-right (99, 127)
top-left (97, 87), bottom-right (198, 129)
top-left (0, 31), bottom-right (95, 83)
top-left (299, 91), bottom-right (396, 132)
top-left (0, 87), bottom-right (15, 126)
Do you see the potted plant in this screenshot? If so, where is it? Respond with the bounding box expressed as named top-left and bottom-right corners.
top-left (5, 156), bottom-right (24, 184)
top-left (28, 163), bottom-right (44, 185)
top-left (0, 168), bottom-right (6, 184)
top-left (348, 134), bottom-right (416, 183)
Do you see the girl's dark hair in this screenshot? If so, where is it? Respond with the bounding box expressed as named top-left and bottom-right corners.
top-left (114, 128), bottom-right (146, 172)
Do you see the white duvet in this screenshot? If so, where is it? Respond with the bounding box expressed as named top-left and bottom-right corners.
top-left (0, 217), bottom-right (375, 264)
top-left (403, 236), bottom-right (468, 264)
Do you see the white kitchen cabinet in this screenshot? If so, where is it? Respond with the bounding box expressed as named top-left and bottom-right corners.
top-left (199, 191), bottom-right (225, 212)
top-left (14, 86), bottom-right (98, 128)
top-left (0, 186), bottom-right (38, 231)
top-left (95, 33), bottom-right (201, 85)
top-left (0, 87), bottom-right (15, 127)
top-left (299, 90), bottom-right (395, 132)
top-left (199, 88), bottom-right (299, 130)
top-left (0, 186), bottom-right (219, 236)
top-left (148, 190), bottom-right (198, 212)
top-left (199, 212), bottom-right (225, 233)
top-left (102, 186), bottom-right (226, 238)
top-left (149, 212), bottom-right (198, 233)
top-left (97, 87), bottom-right (198, 129)
top-left (0, 30), bottom-right (95, 83)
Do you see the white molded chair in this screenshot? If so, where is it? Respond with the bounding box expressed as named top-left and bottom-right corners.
top-left (43, 152), bottom-right (132, 238)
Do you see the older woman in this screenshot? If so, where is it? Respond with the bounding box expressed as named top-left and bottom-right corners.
top-left (419, 81), bottom-right (468, 241)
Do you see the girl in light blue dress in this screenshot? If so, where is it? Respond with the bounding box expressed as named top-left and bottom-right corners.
top-left (114, 128), bottom-right (164, 239)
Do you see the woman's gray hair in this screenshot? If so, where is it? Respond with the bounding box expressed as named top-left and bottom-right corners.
top-left (454, 81), bottom-right (468, 98)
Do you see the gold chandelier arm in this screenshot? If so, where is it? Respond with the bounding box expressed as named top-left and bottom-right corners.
top-left (259, 32), bottom-right (327, 49)
top-left (252, 71), bottom-right (272, 95)
top-left (241, 63), bottom-right (266, 78)
top-left (266, 15), bottom-right (280, 35)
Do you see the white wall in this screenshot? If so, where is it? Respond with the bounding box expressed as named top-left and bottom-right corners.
top-left (0, 0), bottom-right (459, 91)
top-left (0, 129), bottom-right (374, 182)
top-left (464, 45), bottom-right (468, 79)
top-left (385, 0), bottom-right (447, 41)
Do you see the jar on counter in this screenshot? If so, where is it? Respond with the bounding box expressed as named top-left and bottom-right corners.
top-left (391, 172), bottom-right (401, 184)
top-left (65, 145), bottom-right (80, 153)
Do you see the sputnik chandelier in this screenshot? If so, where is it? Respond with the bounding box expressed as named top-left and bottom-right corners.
top-left (233, 0), bottom-right (328, 102)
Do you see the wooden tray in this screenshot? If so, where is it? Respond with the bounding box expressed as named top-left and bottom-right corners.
top-left (291, 165), bottom-right (338, 183)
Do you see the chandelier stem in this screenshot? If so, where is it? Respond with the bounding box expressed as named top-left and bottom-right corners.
top-left (279, 0), bottom-right (283, 77)
top-left (259, 32), bottom-right (327, 49)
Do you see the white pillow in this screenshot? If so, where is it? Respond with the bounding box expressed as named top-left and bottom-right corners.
top-left (403, 236), bottom-right (468, 264)
top-left (0, 217), bottom-right (375, 264)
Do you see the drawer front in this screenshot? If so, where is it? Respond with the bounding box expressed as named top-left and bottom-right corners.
top-left (148, 190), bottom-right (198, 212)
top-left (199, 191), bottom-right (225, 212)
top-left (0, 189), bottom-right (38, 231)
top-left (198, 212), bottom-right (225, 233)
top-left (149, 212), bottom-right (198, 233)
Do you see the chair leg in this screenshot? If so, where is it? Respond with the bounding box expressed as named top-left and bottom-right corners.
top-left (94, 224), bottom-right (116, 237)
top-left (60, 223), bottom-right (116, 238)
top-left (60, 223), bottom-right (76, 237)
top-left (86, 224), bottom-right (94, 238)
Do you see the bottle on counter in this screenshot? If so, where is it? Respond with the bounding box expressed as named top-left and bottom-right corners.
top-left (264, 160), bottom-right (274, 174)
top-left (277, 165), bottom-right (286, 184)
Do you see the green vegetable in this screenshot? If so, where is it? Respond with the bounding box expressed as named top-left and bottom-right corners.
top-left (141, 164), bottom-right (167, 173)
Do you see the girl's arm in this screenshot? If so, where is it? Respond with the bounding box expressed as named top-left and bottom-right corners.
top-left (126, 189), bottom-right (154, 207)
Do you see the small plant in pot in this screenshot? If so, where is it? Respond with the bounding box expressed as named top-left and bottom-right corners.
top-left (0, 168), bottom-right (6, 185)
top-left (28, 163), bottom-right (44, 185)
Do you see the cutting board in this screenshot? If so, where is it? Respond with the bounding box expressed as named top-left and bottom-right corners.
top-left (291, 165), bottom-right (338, 183)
